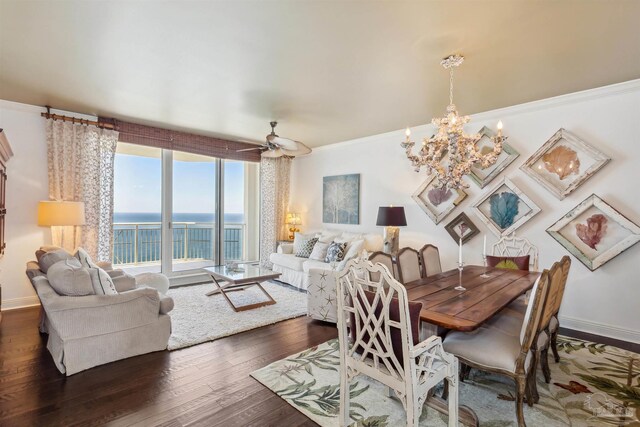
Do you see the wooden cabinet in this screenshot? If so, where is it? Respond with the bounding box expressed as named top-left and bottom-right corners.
top-left (0, 129), bottom-right (14, 322)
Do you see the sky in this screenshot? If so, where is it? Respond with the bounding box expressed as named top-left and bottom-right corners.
top-left (113, 153), bottom-right (245, 214)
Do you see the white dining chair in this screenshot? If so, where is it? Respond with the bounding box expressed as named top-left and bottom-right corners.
top-left (336, 257), bottom-right (459, 427)
top-left (492, 233), bottom-right (539, 271)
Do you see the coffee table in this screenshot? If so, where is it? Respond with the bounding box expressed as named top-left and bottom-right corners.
top-left (202, 265), bottom-right (281, 312)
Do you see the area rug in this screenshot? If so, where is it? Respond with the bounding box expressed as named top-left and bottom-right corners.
top-left (251, 337), bottom-right (639, 426)
top-left (167, 281), bottom-right (307, 350)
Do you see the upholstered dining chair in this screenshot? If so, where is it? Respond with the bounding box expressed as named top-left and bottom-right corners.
top-left (442, 269), bottom-right (550, 427)
top-left (419, 244), bottom-right (442, 277)
top-left (367, 251), bottom-right (397, 280)
top-left (491, 233), bottom-right (539, 271)
top-left (336, 258), bottom-right (460, 427)
top-left (396, 247), bottom-right (422, 284)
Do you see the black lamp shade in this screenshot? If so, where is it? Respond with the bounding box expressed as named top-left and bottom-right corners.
top-left (376, 206), bottom-right (407, 227)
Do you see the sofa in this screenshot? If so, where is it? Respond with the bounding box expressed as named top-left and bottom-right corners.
top-left (269, 230), bottom-right (383, 323)
top-left (26, 247), bottom-right (174, 375)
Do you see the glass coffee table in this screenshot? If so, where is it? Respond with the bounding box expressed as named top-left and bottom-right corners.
top-left (202, 265), bottom-right (281, 312)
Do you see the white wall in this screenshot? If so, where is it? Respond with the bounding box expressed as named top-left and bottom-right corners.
top-left (290, 79), bottom-right (640, 343)
top-left (0, 100), bottom-right (49, 309)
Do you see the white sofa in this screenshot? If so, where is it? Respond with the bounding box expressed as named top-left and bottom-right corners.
top-left (269, 230), bottom-right (383, 323)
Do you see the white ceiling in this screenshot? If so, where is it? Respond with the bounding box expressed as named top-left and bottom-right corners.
top-left (2, 1), bottom-right (640, 147)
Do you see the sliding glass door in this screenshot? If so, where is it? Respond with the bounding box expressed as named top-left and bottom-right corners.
top-left (113, 143), bottom-right (260, 279)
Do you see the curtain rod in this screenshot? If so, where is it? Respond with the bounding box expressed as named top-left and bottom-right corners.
top-left (40, 106), bottom-right (116, 130)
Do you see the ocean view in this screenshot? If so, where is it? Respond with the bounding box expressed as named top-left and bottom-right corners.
top-left (112, 212), bottom-right (246, 264)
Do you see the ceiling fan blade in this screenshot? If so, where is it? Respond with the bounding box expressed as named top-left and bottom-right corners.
top-left (269, 136), bottom-right (299, 151)
top-left (261, 148), bottom-right (284, 158)
top-left (281, 142), bottom-right (312, 157)
top-left (236, 146), bottom-right (265, 152)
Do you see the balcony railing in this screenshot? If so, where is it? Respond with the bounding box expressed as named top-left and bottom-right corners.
top-left (112, 222), bottom-right (245, 266)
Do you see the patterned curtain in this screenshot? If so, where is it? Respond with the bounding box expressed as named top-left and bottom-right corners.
top-left (259, 157), bottom-right (292, 267)
top-left (47, 119), bottom-right (119, 261)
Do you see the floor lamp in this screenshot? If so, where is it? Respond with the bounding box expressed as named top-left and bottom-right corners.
top-left (37, 201), bottom-right (86, 252)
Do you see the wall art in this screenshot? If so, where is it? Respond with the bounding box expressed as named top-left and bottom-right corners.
top-left (323, 173), bottom-right (360, 224)
top-left (445, 212), bottom-right (480, 244)
top-left (473, 177), bottom-right (541, 237)
top-left (520, 128), bottom-right (610, 200)
top-left (547, 194), bottom-right (640, 271)
top-left (469, 126), bottom-right (520, 188)
top-left (412, 175), bottom-right (467, 224)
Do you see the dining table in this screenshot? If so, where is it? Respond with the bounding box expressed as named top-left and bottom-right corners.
top-left (405, 265), bottom-right (541, 333)
top-left (405, 265), bottom-right (540, 426)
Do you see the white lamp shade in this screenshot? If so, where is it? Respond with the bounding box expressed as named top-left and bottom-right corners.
top-left (38, 201), bottom-right (86, 226)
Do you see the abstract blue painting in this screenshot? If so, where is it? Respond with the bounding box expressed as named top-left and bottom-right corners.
top-left (323, 174), bottom-right (360, 224)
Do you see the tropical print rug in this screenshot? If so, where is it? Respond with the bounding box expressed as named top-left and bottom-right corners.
top-left (251, 337), bottom-right (639, 426)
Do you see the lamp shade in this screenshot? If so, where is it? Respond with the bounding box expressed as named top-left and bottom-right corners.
top-left (37, 201), bottom-right (86, 226)
top-left (376, 206), bottom-right (407, 227)
top-left (286, 212), bottom-right (301, 226)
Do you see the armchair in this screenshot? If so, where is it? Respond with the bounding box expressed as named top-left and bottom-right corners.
top-left (26, 261), bottom-right (173, 375)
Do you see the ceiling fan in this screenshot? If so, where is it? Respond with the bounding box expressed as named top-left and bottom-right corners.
top-left (237, 121), bottom-right (312, 158)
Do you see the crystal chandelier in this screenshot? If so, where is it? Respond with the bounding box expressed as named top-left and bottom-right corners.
top-left (401, 54), bottom-right (505, 189)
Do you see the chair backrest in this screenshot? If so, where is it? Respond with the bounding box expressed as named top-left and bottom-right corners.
top-left (336, 257), bottom-right (413, 384)
top-left (537, 260), bottom-right (564, 335)
top-left (518, 270), bottom-right (550, 358)
top-left (396, 247), bottom-right (422, 284)
top-left (419, 244), bottom-right (442, 277)
top-left (492, 233), bottom-right (539, 271)
top-left (552, 256), bottom-right (571, 316)
top-left (367, 251), bottom-right (396, 280)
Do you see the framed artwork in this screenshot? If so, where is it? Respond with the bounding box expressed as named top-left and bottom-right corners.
top-left (322, 174), bottom-right (360, 224)
top-left (412, 175), bottom-right (467, 224)
top-left (473, 177), bottom-right (541, 237)
top-left (469, 126), bottom-right (520, 188)
top-left (445, 212), bottom-right (480, 244)
top-left (520, 128), bottom-right (610, 200)
top-left (547, 194), bottom-right (640, 271)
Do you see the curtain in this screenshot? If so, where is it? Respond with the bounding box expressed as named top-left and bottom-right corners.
top-left (47, 120), bottom-right (119, 261)
top-left (259, 157), bottom-right (292, 267)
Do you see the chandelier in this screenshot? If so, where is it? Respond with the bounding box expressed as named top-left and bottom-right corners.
top-left (401, 54), bottom-right (505, 189)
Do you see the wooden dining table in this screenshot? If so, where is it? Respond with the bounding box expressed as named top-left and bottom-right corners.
top-left (405, 265), bottom-right (540, 426)
top-left (405, 265), bottom-right (540, 332)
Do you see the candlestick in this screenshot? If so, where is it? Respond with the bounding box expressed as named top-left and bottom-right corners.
top-left (481, 234), bottom-right (491, 279)
top-left (458, 237), bottom-right (463, 264)
top-left (483, 235), bottom-right (487, 257)
top-left (454, 261), bottom-right (466, 291)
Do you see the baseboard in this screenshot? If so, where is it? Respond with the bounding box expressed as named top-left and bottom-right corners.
top-left (1, 295), bottom-right (41, 311)
top-left (558, 315), bottom-right (640, 345)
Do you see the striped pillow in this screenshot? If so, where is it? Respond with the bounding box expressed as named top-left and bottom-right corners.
top-left (295, 237), bottom-right (319, 258)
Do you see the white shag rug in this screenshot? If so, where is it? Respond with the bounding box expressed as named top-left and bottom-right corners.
top-left (166, 281), bottom-right (307, 350)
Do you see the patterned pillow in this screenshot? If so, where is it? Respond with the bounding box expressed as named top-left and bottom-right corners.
top-left (486, 255), bottom-right (530, 271)
top-left (295, 237), bottom-right (318, 258)
top-left (325, 242), bottom-right (348, 263)
top-left (309, 241), bottom-right (330, 261)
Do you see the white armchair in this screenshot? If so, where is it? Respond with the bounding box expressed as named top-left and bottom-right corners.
top-left (336, 258), bottom-right (460, 427)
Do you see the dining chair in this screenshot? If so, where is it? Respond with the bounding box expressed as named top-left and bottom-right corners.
top-left (442, 269), bottom-right (550, 427)
top-left (367, 251), bottom-right (397, 280)
top-left (491, 233), bottom-right (539, 271)
top-left (396, 247), bottom-right (422, 284)
top-left (419, 244), bottom-right (442, 277)
top-left (336, 257), bottom-right (460, 427)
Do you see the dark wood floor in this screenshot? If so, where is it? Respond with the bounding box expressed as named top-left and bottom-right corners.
top-left (0, 307), bottom-right (338, 426)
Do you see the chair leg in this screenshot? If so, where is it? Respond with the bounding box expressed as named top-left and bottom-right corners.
top-left (550, 328), bottom-right (561, 363)
top-left (447, 368), bottom-right (459, 427)
top-left (541, 347), bottom-right (552, 384)
top-left (406, 396), bottom-right (420, 427)
top-left (339, 371), bottom-right (350, 426)
top-left (527, 364), bottom-right (539, 405)
top-left (515, 375), bottom-right (527, 427)
top-left (459, 363), bottom-right (471, 382)
top-left (442, 377), bottom-right (449, 400)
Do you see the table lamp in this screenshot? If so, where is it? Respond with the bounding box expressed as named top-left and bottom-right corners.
top-left (38, 201), bottom-right (86, 251)
top-left (286, 212), bottom-right (301, 240)
top-left (376, 206), bottom-right (406, 255)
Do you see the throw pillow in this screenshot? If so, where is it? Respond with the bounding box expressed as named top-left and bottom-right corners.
top-left (36, 249), bottom-right (74, 274)
top-left (47, 258), bottom-right (94, 296)
top-left (87, 267), bottom-right (118, 295)
top-left (349, 289), bottom-right (422, 362)
top-left (486, 255), bottom-right (530, 271)
top-left (325, 241), bottom-right (348, 263)
top-left (293, 232), bottom-right (315, 254)
top-left (295, 237), bottom-right (318, 258)
top-left (75, 247), bottom-right (99, 269)
top-left (343, 239), bottom-right (365, 263)
top-left (309, 241), bottom-right (330, 261)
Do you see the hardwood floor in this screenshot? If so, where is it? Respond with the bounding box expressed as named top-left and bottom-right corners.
top-left (0, 307), bottom-right (338, 426)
